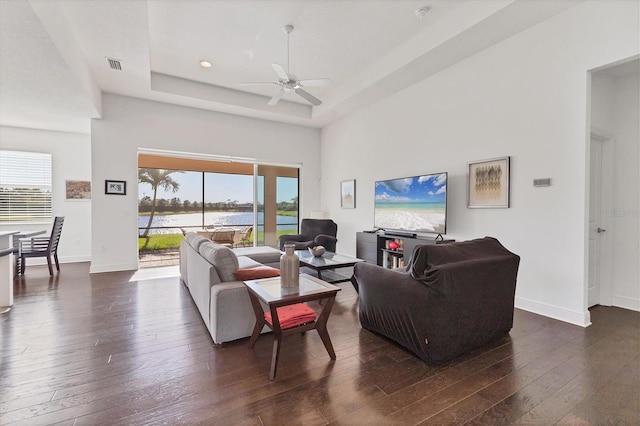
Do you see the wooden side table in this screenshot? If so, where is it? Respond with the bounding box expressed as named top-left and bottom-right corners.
top-left (244, 274), bottom-right (341, 380)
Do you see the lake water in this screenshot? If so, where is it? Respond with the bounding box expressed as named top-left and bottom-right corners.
top-left (138, 212), bottom-right (298, 234)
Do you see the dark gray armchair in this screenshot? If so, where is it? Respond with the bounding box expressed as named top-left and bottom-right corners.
top-left (352, 237), bottom-right (520, 364)
top-left (278, 219), bottom-right (338, 252)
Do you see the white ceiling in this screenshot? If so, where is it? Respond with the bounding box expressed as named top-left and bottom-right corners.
top-left (0, 0), bottom-right (584, 134)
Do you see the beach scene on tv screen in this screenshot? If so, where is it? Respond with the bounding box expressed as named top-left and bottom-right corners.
top-left (375, 173), bottom-right (446, 233)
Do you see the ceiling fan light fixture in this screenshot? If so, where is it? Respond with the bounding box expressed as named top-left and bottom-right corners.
top-left (238, 24), bottom-right (329, 107)
top-left (199, 60), bottom-right (212, 68)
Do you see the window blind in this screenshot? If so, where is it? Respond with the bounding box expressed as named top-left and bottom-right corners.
top-left (0, 150), bottom-right (52, 222)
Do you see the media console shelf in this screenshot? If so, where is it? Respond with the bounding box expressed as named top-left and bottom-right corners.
top-left (356, 232), bottom-right (454, 270)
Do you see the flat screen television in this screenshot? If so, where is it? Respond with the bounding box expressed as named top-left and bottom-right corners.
top-left (374, 172), bottom-right (447, 235)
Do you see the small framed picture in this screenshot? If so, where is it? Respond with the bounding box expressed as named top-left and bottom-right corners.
top-left (341, 179), bottom-right (356, 209)
top-left (65, 180), bottom-right (91, 200)
top-left (105, 180), bottom-right (127, 195)
top-left (468, 156), bottom-right (510, 208)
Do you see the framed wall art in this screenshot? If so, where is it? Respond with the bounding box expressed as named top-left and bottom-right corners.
top-left (105, 180), bottom-right (127, 195)
top-left (468, 156), bottom-right (510, 208)
top-left (65, 180), bottom-right (91, 200)
top-left (341, 179), bottom-right (356, 209)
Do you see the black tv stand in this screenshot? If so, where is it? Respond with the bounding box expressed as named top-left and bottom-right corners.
top-left (383, 230), bottom-right (417, 238)
top-left (356, 232), bottom-right (455, 269)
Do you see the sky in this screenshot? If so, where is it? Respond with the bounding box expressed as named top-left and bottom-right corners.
top-left (375, 173), bottom-right (447, 203)
top-left (138, 171), bottom-right (298, 203)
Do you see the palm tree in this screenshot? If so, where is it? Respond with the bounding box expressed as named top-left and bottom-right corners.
top-left (138, 168), bottom-right (182, 238)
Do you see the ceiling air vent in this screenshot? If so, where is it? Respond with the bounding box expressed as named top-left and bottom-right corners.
top-left (106, 57), bottom-right (122, 71)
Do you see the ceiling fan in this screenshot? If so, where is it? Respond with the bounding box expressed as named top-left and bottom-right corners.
top-left (239, 25), bottom-right (330, 106)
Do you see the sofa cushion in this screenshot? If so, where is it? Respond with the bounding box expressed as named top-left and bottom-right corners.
top-left (234, 266), bottom-right (281, 280)
top-left (237, 255), bottom-right (263, 269)
top-left (199, 243), bottom-right (239, 282)
top-left (233, 246), bottom-right (282, 264)
top-left (185, 232), bottom-right (209, 251)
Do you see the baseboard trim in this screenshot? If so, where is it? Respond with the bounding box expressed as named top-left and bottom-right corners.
top-left (19, 255), bottom-right (91, 266)
top-left (61, 255), bottom-right (91, 263)
top-left (612, 295), bottom-right (640, 312)
top-left (515, 296), bottom-right (591, 327)
top-left (90, 262), bottom-right (138, 274)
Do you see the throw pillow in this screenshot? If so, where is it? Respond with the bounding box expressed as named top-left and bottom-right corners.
top-left (234, 266), bottom-right (281, 280)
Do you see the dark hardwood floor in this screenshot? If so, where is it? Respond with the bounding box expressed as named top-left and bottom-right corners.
top-left (2, 263), bottom-right (638, 425)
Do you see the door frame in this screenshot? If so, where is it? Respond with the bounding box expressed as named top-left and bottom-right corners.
top-left (587, 128), bottom-right (615, 308)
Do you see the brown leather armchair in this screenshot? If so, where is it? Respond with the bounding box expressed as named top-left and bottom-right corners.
top-left (278, 219), bottom-right (338, 252)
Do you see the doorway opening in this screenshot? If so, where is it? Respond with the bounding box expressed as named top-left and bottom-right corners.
top-left (587, 57), bottom-right (640, 318)
top-left (588, 131), bottom-right (613, 308)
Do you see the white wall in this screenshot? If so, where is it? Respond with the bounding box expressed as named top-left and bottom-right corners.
top-left (320, 1), bottom-right (639, 326)
top-left (90, 94), bottom-right (321, 273)
top-left (0, 125), bottom-right (92, 264)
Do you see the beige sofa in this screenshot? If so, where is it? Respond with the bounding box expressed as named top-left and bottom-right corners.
top-left (179, 233), bottom-right (281, 344)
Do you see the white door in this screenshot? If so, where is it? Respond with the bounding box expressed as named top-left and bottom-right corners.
top-left (588, 139), bottom-right (604, 307)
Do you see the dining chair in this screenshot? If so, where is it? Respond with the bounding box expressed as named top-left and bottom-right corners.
top-left (19, 216), bottom-right (65, 275)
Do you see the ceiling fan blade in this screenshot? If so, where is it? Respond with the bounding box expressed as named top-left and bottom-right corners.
top-left (239, 82), bottom-right (278, 86)
top-left (268, 90), bottom-right (284, 106)
top-left (272, 63), bottom-right (290, 81)
top-left (295, 88), bottom-right (322, 106)
top-left (298, 78), bottom-right (331, 87)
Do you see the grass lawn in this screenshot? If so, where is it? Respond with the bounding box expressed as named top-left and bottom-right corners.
top-left (139, 234), bottom-right (184, 251)
top-left (139, 229), bottom-right (297, 251)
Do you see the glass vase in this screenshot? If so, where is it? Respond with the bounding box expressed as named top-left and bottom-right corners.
top-left (280, 243), bottom-right (300, 288)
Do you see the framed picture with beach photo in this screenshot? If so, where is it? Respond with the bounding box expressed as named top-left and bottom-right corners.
top-left (341, 179), bottom-right (356, 209)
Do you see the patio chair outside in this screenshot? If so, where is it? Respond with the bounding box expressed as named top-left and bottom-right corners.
top-left (238, 226), bottom-right (253, 247)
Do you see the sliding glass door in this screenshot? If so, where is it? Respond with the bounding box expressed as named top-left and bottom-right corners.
top-left (137, 154), bottom-right (299, 252)
top-left (203, 172), bottom-right (254, 228)
top-left (256, 165), bottom-right (299, 247)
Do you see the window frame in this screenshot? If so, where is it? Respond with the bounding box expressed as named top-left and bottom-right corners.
top-left (0, 150), bottom-right (53, 223)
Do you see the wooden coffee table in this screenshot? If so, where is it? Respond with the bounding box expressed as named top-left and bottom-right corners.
top-left (244, 274), bottom-right (341, 380)
top-left (295, 250), bottom-right (364, 283)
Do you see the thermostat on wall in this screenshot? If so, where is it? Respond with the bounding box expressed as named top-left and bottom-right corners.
top-left (533, 178), bottom-right (551, 187)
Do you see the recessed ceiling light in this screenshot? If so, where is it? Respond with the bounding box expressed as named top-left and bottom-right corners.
top-left (200, 60), bottom-right (212, 68)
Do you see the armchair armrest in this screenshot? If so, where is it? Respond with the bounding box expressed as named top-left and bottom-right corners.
top-left (313, 234), bottom-right (337, 252)
top-left (279, 234), bottom-right (304, 250)
top-left (353, 262), bottom-right (433, 359)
